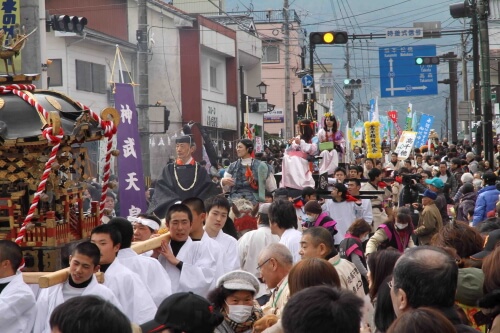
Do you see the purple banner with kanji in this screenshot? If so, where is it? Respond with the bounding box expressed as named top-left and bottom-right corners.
top-left (115, 83), bottom-right (147, 217)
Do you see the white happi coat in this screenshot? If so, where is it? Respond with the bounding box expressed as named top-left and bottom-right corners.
top-left (33, 274), bottom-right (121, 333)
top-left (103, 258), bottom-right (157, 324)
top-left (0, 273), bottom-right (36, 333)
top-left (159, 237), bottom-right (216, 297)
top-left (238, 225), bottom-right (280, 298)
top-left (200, 232), bottom-right (225, 289)
top-left (210, 230), bottom-right (240, 273)
top-left (323, 199), bottom-right (361, 245)
top-left (279, 228), bottom-right (302, 263)
top-left (117, 248), bottom-right (172, 306)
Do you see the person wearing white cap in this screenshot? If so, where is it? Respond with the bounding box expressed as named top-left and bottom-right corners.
top-left (207, 270), bottom-right (264, 333)
top-left (238, 203), bottom-right (280, 302)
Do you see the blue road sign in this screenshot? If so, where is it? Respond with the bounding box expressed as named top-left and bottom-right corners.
top-left (379, 45), bottom-right (438, 98)
top-left (301, 74), bottom-right (313, 87)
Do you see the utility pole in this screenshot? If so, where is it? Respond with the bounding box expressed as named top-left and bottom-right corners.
top-left (138, 0), bottom-right (150, 176)
top-left (445, 97), bottom-right (449, 139)
top-left (478, 0), bottom-right (493, 164)
top-left (449, 55), bottom-right (458, 143)
top-left (471, 1), bottom-right (482, 153)
top-left (461, 30), bottom-right (470, 139)
top-left (283, 1), bottom-right (293, 139)
top-left (345, 43), bottom-right (353, 126)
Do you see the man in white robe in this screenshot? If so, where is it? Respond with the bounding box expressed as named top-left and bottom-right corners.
top-left (110, 217), bottom-right (171, 306)
top-left (322, 183), bottom-right (363, 245)
top-left (347, 178), bottom-right (373, 224)
top-left (238, 203), bottom-right (279, 299)
top-left (182, 197), bottom-right (224, 288)
top-left (91, 224), bottom-right (157, 325)
top-left (0, 240), bottom-right (36, 333)
top-left (155, 203), bottom-right (217, 297)
top-left (33, 241), bottom-right (121, 333)
top-left (269, 200), bottom-right (302, 263)
top-left (203, 195), bottom-right (240, 272)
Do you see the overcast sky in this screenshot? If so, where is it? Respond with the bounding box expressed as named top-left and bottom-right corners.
top-left (225, 0), bottom-right (469, 135)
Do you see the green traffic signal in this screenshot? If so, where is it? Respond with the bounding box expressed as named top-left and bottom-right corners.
top-left (414, 56), bottom-right (440, 65)
top-left (415, 57), bottom-right (424, 65)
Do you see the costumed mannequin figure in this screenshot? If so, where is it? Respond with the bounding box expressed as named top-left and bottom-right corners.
top-left (280, 119), bottom-right (318, 190)
top-left (317, 113), bottom-right (345, 175)
top-left (222, 139), bottom-right (271, 205)
top-left (148, 134), bottom-right (220, 218)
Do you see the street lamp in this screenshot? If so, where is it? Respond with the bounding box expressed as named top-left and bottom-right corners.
top-left (257, 81), bottom-right (268, 99)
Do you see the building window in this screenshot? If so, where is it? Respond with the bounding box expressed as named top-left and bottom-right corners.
top-left (47, 59), bottom-right (63, 87)
top-left (210, 65), bottom-right (217, 89)
top-left (262, 45), bottom-right (279, 63)
top-left (75, 60), bottom-right (106, 94)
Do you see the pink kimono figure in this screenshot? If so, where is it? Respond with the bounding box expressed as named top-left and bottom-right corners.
top-left (317, 113), bottom-right (345, 175)
top-left (281, 119), bottom-right (318, 190)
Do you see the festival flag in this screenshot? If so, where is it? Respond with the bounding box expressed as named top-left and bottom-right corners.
top-left (411, 110), bottom-right (419, 131)
top-left (115, 83), bottom-right (147, 217)
top-left (352, 120), bottom-right (364, 148)
top-left (405, 103), bottom-right (413, 131)
top-left (414, 114), bottom-right (435, 148)
top-left (387, 110), bottom-right (403, 135)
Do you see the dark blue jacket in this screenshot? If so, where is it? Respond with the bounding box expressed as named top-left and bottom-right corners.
top-left (472, 185), bottom-right (500, 225)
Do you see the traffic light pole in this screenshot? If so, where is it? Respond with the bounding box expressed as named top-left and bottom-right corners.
top-left (472, 1), bottom-right (482, 154)
top-left (345, 43), bottom-right (353, 126)
top-left (478, 0), bottom-right (493, 164)
top-left (449, 56), bottom-right (459, 143)
top-left (138, 0), bottom-right (151, 176)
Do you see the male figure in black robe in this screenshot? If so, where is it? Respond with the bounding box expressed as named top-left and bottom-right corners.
top-left (148, 135), bottom-right (220, 219)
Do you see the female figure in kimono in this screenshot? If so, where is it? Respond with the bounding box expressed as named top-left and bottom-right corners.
top-left (317, 113), bottom-right (345, 175)
top-left (281, 119), bottom-right (318, 190)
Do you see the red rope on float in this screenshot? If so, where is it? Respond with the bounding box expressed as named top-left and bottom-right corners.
top-left (0, 84), bottom-right (117, 245)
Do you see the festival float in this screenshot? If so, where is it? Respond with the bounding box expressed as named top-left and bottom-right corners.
top-left (0, 27), bottom-right (119, 272)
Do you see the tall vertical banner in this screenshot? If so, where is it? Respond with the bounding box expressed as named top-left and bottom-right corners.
top-left (1, 1), bottom-right (21, 72)
top-left (115, 83), bottom-right (147, 217)
top-left (405, 103), bottom-right (413, 131)
top-left (414, 114), bottom-right (435, 148)
top-left (352, 120), bottom-right (364, 148)
top-left (387, 110), bottom-right (402, 135)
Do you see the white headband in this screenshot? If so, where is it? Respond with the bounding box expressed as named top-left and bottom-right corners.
top-left (127, 216), bottom-right (160, 231)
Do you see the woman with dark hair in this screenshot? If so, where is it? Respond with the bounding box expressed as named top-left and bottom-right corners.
top-left (339, 218), bottom-right (372, 293)
top-left (367, 248), bottom-right (401, 303)
top-left (366, 248), bottom-right (401, 332)
top-left (430, 221), bottom-right (483, 262)
top-left (387, 307), bottom-right (457, 333)
top-left (281, 119), bottom-right (318, 191)
top-left (373, 276), bottom-right (397, 333)
top-left (317, 113), bottom-right (345, 175)
top-left (366, 207), bottom-right (415, 256)
top-left (476, 246), bottom-right (500, 333)
top-left (207, 270), bottom-right (263, 333)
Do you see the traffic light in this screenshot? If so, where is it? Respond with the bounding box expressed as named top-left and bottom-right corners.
top-left (415, 56), bottom-right (440, 65)
top-left (50, 15), bottom-right (87, 33)
top-left (343, 79), bottom-right (362, 89)
top-left (309, 31), bottom-right (348, 45)
top-left (450, 1), bottom-right (472, 18)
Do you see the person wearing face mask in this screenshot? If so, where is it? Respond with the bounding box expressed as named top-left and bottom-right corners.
top-left (302, 200), bottom-right (337, 237)
top-left (207, 270), bottom-right (264, 333)
top-left (338, 219), bottom-right (372, 294)
top-left (365, 207), bottom-right (415, 256)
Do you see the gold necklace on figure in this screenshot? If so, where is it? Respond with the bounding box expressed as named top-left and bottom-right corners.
top-left (174, 162), bottom-right (198, 191)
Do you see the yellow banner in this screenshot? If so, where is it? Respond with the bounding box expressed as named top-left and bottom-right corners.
top-left (0, 0), bottom-right (21, 73)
